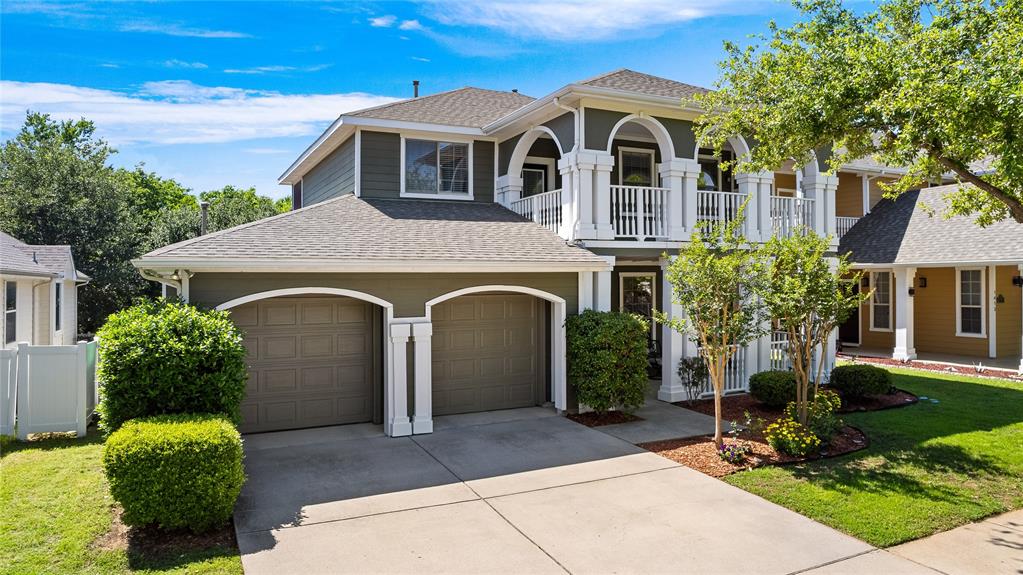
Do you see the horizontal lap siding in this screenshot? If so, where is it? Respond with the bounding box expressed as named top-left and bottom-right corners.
top-left (913, 267), bottom-right (988, 357)
top-left (360, 131), bottom-right (401, 199)
top-left (189, 272), bottom-right (579, 319)
top-left (473, 141), bottom-right (495, 203)
top-left (836, 172), bottom-right (863, 218)
top-left (303, 136), bottom-right (355, 206)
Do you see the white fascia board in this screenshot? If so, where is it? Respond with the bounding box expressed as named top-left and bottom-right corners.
top-left (849, 259), bottom-right (1023, 269)
top-left (132, 259), bottom-right (612, 273)
top-left (279, 116), bottom-right (349, 184)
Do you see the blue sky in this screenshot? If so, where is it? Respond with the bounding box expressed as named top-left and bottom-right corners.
top-left (1, 1), bottom-right (800, 199)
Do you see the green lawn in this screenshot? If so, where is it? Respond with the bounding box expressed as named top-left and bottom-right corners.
top-left (726, 368), bottom-right (1023, 547)
top-left (0, 432), bottom-right (242, 575)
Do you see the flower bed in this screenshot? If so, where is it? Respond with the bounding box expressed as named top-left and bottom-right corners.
top-left (837, 353), bottom-right (1019, 381)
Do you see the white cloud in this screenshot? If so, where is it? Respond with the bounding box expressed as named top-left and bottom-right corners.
top-left (244, 148), bottom-right (291, 155)
top-left (223, 64), bottom-right (331, 75)
top-left (411, 56), bottom-right (430, 62)
top-left (119, 21), bottom-right (252, 39)
top-left (369, 15), bottom-right (397, 27)
top-left (420, 0), bottom-right (757, 41)
top-left (99, 63), bottom-right (120, 69)
top-left (399, 19), bottom-right (424, 31)
top-left (164, 59), bottom-right (208, 69)
top-left (0, 80), bottom-right (399, 145)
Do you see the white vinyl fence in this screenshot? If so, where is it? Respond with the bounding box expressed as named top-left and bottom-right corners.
top-left (0, 339), bottom-right (98, 440)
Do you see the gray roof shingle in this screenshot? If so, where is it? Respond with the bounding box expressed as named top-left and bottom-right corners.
top-left (579, 69), bottom-right (710, 99)
top-left (140, 196), bottom-right (607, 268)
top-left (349, 87), bottom-right (535, 128)
top-left (839, 184), bottom-right (1023, 265)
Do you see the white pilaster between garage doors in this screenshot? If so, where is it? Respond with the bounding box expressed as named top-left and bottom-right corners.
top-left (387, 323), bottom-right (413, 437)
top-left (411, 322), bottom-right (433, 434)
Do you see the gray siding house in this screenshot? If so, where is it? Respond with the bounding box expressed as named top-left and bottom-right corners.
top-left (134, 69), bottom-right (869, 437)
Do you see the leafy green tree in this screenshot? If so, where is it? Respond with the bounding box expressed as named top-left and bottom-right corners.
top-left (123, 167), bottom-right (197, 218)
top-left (0, 112), bottom-right (147, 332)
top-left (658, 214), bottom-right (769, 447)
top-left (760, 230), bottom-right (868, 425)
top-left (693, 0), bottom-right (1023, 225)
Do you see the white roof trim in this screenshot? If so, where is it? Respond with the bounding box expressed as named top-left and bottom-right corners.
top-left (133, 258), bottom-right (612, 273)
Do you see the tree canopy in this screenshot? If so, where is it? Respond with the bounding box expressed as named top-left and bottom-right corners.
top-left (694, 0), bottom-right (1023, 225)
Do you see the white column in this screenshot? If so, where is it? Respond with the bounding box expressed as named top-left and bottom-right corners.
top-left (757, 172), bottom-right (774, 241)
top-left (592, 152), bottom-right (615, 240)
top-left (988, 266), bottom-right (997, 359)
top-left (558, 163), bottom-right (576, 240)
top-left (893, 267), bottom-right (917, 361)
top-left (802, 172), bottom-right (838, 244)
top-left (570, 152), bottom-right (597, 239)
top-left (495, 174), bottom-right (523, 207)
top-left (388, 323), bottom-right (412, 437)
top-left (682, 159), bottom-right (701, 234)
top-left (736, 173), bottom-right (760, 240)
top-left (577, 271), bottom-right (594, 313)
top-left (659, 258), bottom-right (687, 402)
top-left (659, 159), bottom-right (695, 241)
top-left (411, 323), bottom-right (433, 434)
top-left (823, 175), bottom-right (838, 244)
top-left (552, 299), bottom-right (569, 412)
top-left (860, 174), bottom-right (871, 216)
top-left (595, 255), bottom-right (615, 312)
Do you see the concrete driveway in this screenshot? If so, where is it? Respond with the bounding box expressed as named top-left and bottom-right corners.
top-left (235, 408), bottom-right (927, 574)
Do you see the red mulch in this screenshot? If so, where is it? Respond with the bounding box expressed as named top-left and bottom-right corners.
top-left (676, 394), bottom-right (784, 424)
top-left (838, 353), bottom-right (1020, 381)
top-left (567, 411), bottom-right (643, 427)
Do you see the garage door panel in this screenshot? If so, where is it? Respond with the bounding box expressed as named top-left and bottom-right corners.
top-left (232, 305), bottom-right (259, 327)
top-left (480, 328), bottom-right (505, 348)
top-left (234, 296), bottom-right (376, 433)
top-left (480, 300), bottom-right (506, 320)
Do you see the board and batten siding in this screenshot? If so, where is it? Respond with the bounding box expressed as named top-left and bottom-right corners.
top-left (302, 135), bottom-right (356, 206)
top-left (188, 272), bottom-right (579, 319)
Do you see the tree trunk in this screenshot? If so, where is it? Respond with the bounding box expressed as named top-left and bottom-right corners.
top-left (934, 156), bottom-right (1023, 224)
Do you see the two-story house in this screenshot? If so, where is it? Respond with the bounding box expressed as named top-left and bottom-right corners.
top-left (134, 69), bottom-right (1022, 437)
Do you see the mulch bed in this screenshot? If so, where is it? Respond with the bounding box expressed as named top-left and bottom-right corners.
top-left (840, 389), bottom-right (918, 412)
top-left (838, 353), bottom-right (1021, 381)
top-left (93, 506), bottom-right (237, 559)
top-left (567, 411), bottom-right (643, 427)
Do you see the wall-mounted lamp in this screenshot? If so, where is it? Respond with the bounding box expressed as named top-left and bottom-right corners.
top-left (908, 287), bottom-right (916, 297)
top-left (996, 293), bottom-right (1006, 304)
top-left (918, 277), bottom-right (927, 288)
top-left (1013, 275), bottom-right (1023, 288)
top-left (861, 275), bottom-right (870, 288)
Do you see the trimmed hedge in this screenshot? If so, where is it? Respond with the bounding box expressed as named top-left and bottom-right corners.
top-left (829, 364), bottom-right (892, 398)
top-left (749, 370), bottom-right (798, 407)
top-left (103, 414), bottom-right (245, 532)
top-left (566, 310), bottom-right (649, 414)
top-left (96, 299), bottom-right (248, 432)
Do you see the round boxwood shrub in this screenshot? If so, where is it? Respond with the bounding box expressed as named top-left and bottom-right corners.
top-left (97, 299), bottom-right (248, 433)
top-left (749, 370), bottom-right (798, 407)
top-left (103, 414), bottom-right (245, 532)
top-left (566, 310), bottom-right (649, 414)
top-left (829, 364), bottom-right (892, 398)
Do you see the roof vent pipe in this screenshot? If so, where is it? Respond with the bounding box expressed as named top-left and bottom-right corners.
top-left (200, 201), bottom-right (209, 236)
top-left (413, 80), bottom-right (419, 98)
top-left (512, 89), bottom-right (518, 93)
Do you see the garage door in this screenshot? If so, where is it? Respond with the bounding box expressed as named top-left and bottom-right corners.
top-left (232, 296), bottom-right (378, 433)
top-left (431, 294), bottom-right (545, 416)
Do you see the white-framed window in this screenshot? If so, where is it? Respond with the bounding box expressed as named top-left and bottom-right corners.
top-left (4, 281), bottom-right (16, 345)
top-left (619, 272), bottom-right (657, 341)
top-left (618, 147), bottom-right (655, 187)
top-left (869, 271), bottom-right (892, 332)
top-left (521, 167), bottom-right (545, 197)
top-left (697, 148), bottom-right (736, 192)
top-left (956, 267), bottom-right (986, 337)
top-left (401, 138), bottom-right (472, 199)
top-left (54, 282), bottom-right (62, 332)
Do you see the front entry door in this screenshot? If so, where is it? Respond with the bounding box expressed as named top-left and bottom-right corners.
top-left (838, 283), bottom-right (860, 347)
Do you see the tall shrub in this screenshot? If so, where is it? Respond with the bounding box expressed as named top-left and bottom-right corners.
top-left (96, 299), bottom-right (248, 432)
top-left (566, 310), bottom-right (649, 414)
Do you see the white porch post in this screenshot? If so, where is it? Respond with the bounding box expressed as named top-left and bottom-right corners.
top-left (495, 174), bottom-right (523, 208)
top-left (736, 173), bottom-right (760, 241)
top-left (558, 162), bottom-right (576, 240)
top-left (592, 152), bottom-right (616, 240)
top-left (568, 152), bottom-right (597, 239)
top-left (577, 271), bottom-right (594, 313)
top-left (595, 255), bottom-right (615, 312)
top-left (411, 322), bottom-right (433, 434)
top-left (659, 159), bottom-right (694, 241)
top-left (757, 172), bottom-right (774, 241)
top-left (683, 158), bottom-right (701, 234)
top-left (658, 258), bottom-right (687, 401)
top-left (988, 265), bottom-right (997, 359)
top-left (893, 267), bottom-right (917, 361)
top-left (802, 173), bottom-right (838, 245)
top-left (387, 323), bottom-right (413, 437)
top-left (860, 174), bottom-right (872, 216)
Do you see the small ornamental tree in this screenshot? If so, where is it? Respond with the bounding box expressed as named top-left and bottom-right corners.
top-left (760, 230), bottom-right (868, 426)
top-left (659, 214), bottom-right (768, 447)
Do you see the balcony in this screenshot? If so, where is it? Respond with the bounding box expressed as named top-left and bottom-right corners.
top-left (770, 195), bottom-right (816, 237)
top-left (510, 189), bottom-right (562, 234)
top-left (610, 185), bottom-right (670, 240)
top-left (836, 216), bottom-right (859, 240)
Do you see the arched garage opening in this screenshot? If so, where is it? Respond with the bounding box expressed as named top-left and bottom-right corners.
top-left (218, 288), bottom-right (395, 434)
top-left (425, 286), bottom-right (568, 415)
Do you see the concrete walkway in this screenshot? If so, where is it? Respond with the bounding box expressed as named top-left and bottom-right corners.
top-left (888, 510), bottom-right (1023, 575)
top-left (234, 409), bottom-right (927, 574)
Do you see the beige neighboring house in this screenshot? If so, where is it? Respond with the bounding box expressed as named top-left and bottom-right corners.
top-left (0, 231), bottom-right (89, 347)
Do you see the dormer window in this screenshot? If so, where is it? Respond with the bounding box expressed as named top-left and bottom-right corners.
top-left (403, 138), bottom-right (471, 198)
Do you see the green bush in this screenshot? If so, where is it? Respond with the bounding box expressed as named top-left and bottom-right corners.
top-left (829, 364), bottom-right (893, 398)
top-left (103, 414), bottom-right (245, 532)
top-left (566, 310), bottom-right (649, 414)
top-left (97, 299), bottom-right (248, 432)
top-left (784, 389), bottom-right (844, 441)
top-left (764, 418), bottom-right (820, 457)
top-left (749, 370), bottom-right (798, 407)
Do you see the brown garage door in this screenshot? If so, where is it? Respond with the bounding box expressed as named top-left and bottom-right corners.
top-left (231, 296), bottom-right (378, 433)
top-left (431, 294), bottom-right (545, 416)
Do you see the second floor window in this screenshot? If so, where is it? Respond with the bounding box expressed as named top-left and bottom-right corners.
top-left (697, 148), bottom-right (735, 192)
top-left (619, 148), bottom-right (654, 187)
top-left (405, 139), bottom-right (469, 196)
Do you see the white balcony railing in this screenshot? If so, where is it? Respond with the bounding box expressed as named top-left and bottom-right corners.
top-left (610, 185), bottom-right (670, 240)
top-left (697, 343), bottom-right (748, 396)
top-left (696, 190), bottom-right (746, 228)
top-left (771, 195), bottom-right (816, 237)
top-left (836, 216), bottom-right (859, 240)
top-left (511, 189), bottom-right (562, 234)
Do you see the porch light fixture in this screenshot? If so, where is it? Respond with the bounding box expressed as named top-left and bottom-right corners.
top-left (908, 287), bottom-right (916, 297)
top-left (1013, 275), bottom-right (1023, 288)
top-left (861, 275), bottom-right (870, 288)
top-left (918, 277), bottom-right (927, 288)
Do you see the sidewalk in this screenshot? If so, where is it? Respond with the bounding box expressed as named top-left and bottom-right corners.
top-left (887, 510), bottom-right (1023, 575)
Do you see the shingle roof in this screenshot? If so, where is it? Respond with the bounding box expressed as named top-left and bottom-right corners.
top-left (1, 231), bottom-right (52, 277)
top-left (578, 69), bottom-right (710, 99)
top-left (139, 196), bottom-right (608, 269)
top-left (839, 184), bottom-right (1023, 265)
top-left (349, 87), bottom-right (536, 128)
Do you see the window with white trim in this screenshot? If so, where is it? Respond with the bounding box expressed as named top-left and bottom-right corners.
top-left (404, 139), bottom-right (469, 196)
top-left (870, 272), bottom-right (891, 331)
top-left (54, 282), bottom-right (62, 332)
top-left (620, 273), bottom-right (657, 341)
top-left (521, 168), bottom-right (545, 197)
top-left (618, 148), bottom-right (654, 187)
top-left (697, 148), bottom-right (736, 192)
top-left (4, 281), bottom-right (16, 345)
top-left (957, 268), bottom-right (985, 336)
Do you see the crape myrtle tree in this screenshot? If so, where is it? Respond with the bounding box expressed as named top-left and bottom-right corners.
top-left (692, 0), bottom-right (1023, 226)
top-left (761, 230), bottom-right (868, 425)
top-left (658, 212), bottom-right (769, 447)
